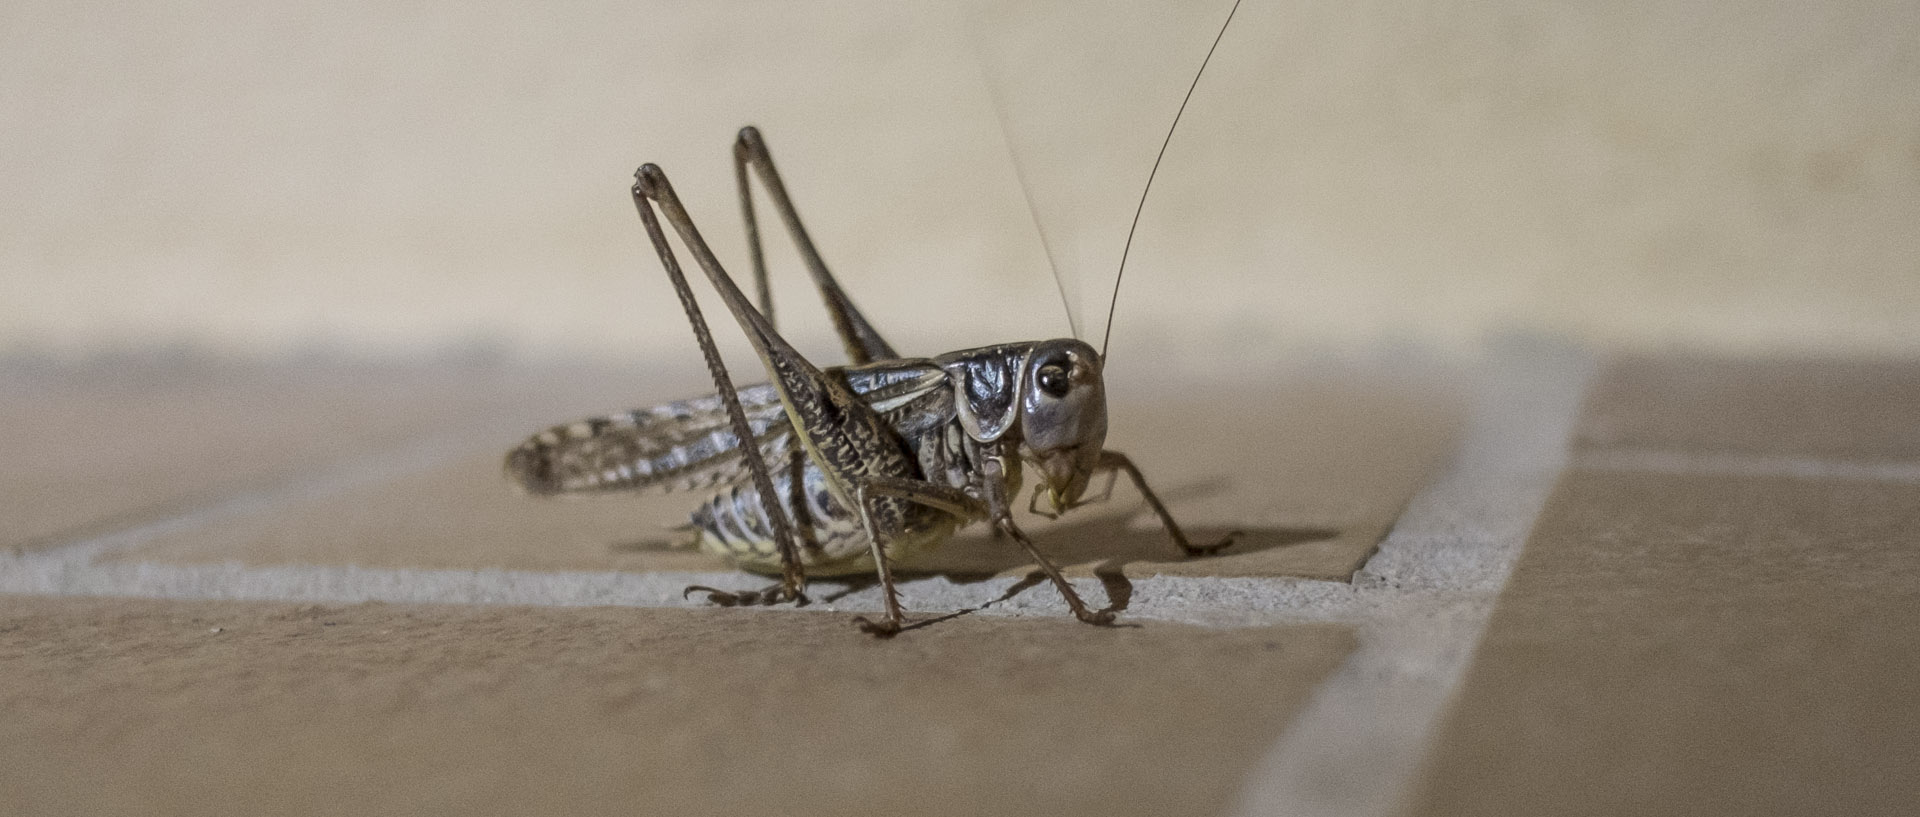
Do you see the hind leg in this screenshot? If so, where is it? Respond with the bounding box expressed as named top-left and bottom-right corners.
top-left (635, 164), bottom-right (931, 623)
top-left (633, 165), bottom-right (810, 606)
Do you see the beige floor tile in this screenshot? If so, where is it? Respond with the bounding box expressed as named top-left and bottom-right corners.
top-left (2, 359), bottom-right (696, 553)
top-left (0, 595), bottom-right (1353, 817)
top-left (1577, 354), bottom-right (1920, 460)
top-left (107, 376), bottom-right (1461, 581)
top-left (1402, 469), bottom-right (1920, 817)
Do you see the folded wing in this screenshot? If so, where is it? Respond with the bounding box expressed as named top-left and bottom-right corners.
top-left (506, 361), bottom-right (950, 497)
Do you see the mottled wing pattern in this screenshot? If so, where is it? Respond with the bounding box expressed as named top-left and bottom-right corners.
top-left (506, 382), bottom-right (791, 496)
top-left (506, 361), bottom-right (950, 498)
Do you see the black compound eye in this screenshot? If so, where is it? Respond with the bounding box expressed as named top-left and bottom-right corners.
top-left (1036, 363), bottom-right (1071, 397)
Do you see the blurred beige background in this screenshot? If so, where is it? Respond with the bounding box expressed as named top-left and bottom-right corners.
top-left (4, 0), bottom-right (1917, 369)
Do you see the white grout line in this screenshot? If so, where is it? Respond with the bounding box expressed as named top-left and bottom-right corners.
top-left (0, 365), bottom-right (1478, 629)
top-left (0, 553), bottom-right (1374, 624)
top-left (0, 490), bottom-right (1447, 628)
top-left (0, 433), bottom-right (483, 597)
top-left (1227, 341), bottom-right (1598, 817)
top-left (2, 434), bottom-right (1373, 620)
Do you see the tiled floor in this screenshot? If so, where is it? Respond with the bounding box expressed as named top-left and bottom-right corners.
top-left (1406, 469), bottom-right (1920, 817)
top-left (4, 347), bottom-right (1916, 816)
top-left (0, 596), bottom-right (1353, 817)
top-left (1404, 355), bottom-right (1920, 817)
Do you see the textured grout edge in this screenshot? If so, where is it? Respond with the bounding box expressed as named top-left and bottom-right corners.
top-left (1228, 339), bottom-right (1599, 817)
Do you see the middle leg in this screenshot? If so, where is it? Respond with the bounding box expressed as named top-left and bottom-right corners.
top-left (850, 475), bottom-right (987, 637)
top-left (979, 456), bottom-right (1114, 625)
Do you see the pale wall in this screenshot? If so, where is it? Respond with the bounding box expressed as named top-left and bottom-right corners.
top-left (5, 1), bottom-right (1916, 367)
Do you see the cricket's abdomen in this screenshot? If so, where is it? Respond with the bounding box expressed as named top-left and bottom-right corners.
top-left (690, 456), bottom-right (957, 576)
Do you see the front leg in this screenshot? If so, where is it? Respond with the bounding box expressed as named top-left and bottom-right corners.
top-left (1099, 450), bottom-right (1238, 557)
top-left (981, 457), bottom-right (1114, 626)
top-left (996, 515), bottom-right (1115, 626)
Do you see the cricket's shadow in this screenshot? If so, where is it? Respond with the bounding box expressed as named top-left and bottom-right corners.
top-left (618, 476), bottom-right (1339, 619)
top-left (815, 515), bottom-right (1335, 618)
top-left (901, 517), bottom-right (1337, 580)
top-left (888, 476), bottom-right (1340, 615)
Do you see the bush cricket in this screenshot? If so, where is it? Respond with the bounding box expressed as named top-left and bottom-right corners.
top-left (508, 2), bottom-right (1244, 635)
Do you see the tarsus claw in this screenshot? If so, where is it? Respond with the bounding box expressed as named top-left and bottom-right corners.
top-left (852, 616), bottom-right (903, 638)
top-left (683, 583), bottom-right (809, 608)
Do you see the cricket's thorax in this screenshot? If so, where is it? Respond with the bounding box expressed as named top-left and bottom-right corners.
top-left (506, 344), bottom-right (1042, 575)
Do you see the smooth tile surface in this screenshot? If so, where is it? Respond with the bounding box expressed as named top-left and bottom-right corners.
top-left (1, 359), bottom-right (667, 553)
top-left (0, 595), bottom-right (1353, 817)
top-left (1403, 469), bottom-right (1920, 817)
top-left (1578, 355), bottom-right (1920, 460)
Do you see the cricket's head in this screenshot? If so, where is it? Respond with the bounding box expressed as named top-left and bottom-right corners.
top-left (1021, 338), bottom-right (1108, 512)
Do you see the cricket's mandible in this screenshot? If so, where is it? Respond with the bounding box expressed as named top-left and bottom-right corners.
top-left (506, 2), bottom-right (1245, 636)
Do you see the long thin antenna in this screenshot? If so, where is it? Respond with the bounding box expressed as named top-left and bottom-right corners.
top-left (970, 24), bottom-right (1079, 339)
top-left (1102, 0), bottom-right (1243, 358)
